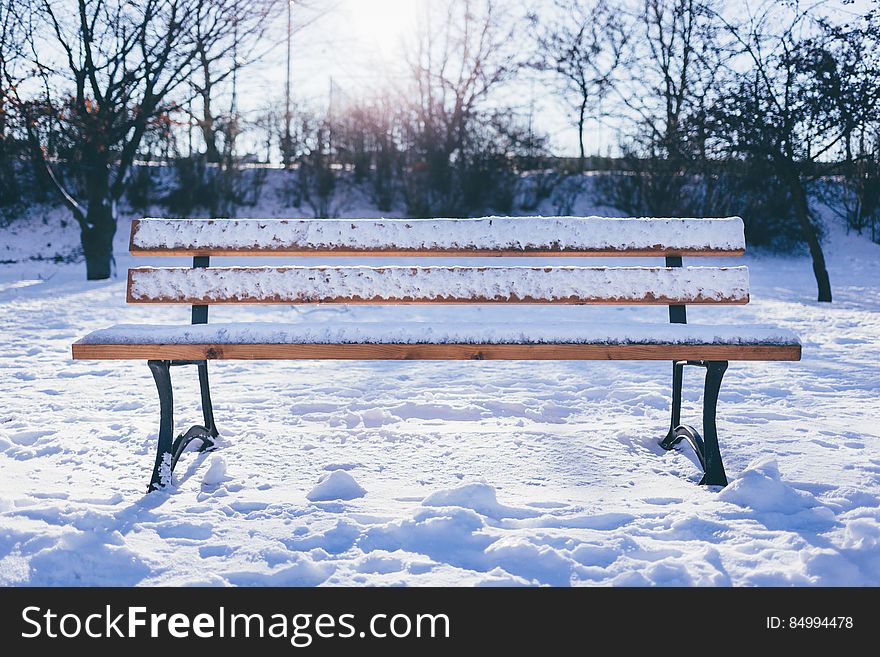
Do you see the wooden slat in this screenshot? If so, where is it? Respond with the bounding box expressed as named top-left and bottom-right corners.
top-left (129, 217), bottom-right (747, 257)
top-left (126, 266), bottom-right (750, 305)
top-left (131, 247), bottom-right (746, 258)
top-left (72, 343), bottom-right (801, 361)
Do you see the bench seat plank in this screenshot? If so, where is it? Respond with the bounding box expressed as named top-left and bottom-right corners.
top-left (71, 343), bottom-right (802, 361)
top-left (72, 322), bottom-right (801, 361)
top-left (130, 217), bottom-right (747, 256)
top-left (127, 266), bottom-right (750, 305)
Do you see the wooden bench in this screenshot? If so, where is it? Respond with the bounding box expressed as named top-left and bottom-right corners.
top-left (72, 216), bottom-right (801, 492)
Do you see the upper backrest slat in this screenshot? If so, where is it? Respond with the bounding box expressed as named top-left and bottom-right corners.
top-left (126, 266), bottom-right (750, 305)
top-left (130, 217), bottom-right (746, 257)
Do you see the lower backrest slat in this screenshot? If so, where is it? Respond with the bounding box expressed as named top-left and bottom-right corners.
top-left (127, 266), bottom-right (750, 305)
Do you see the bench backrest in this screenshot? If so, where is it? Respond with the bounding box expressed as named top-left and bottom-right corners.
top-left (127, 216), bottom-right (749, 323)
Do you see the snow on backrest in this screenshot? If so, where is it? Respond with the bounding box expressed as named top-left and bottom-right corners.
top-left (126, 266), bottom-right (751, 305)
top-left (129, 217), bottom-right (746, 256)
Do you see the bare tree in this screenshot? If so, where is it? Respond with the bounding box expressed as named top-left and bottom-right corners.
top-left (601, 0), bottom-right (728, 217)
top-left (190, 1), bottom-right (258, 164)
top-left (530, 0), bottom-right (629, 170)
top-left (403, 0), bottom-right (522, 215)
top-left (12, 1), bottom-right (224, 279)
top-left (331, 95), bottom-right (404, 211)
top-left (826, 4), bottom-right (880, 242)
top-left (277, 0), bottom-right (337, 168)
top-left (712, 2), bottom-right (880, 302)
top-left (185, 0), bottom-right (292, 165)
top-left (838, 127), bottom-right (880, 242)
top-left (0, 0), bottom-right (25, 204)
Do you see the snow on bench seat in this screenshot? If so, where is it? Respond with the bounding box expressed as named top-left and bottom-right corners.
top-left (127, 266), bottom-right (750, 305)
top-left (130, 216), bottom-right (747, 256)
top-left (76, 321), bottom-right (799, 346)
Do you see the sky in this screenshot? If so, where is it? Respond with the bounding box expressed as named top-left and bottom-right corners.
top-left (232, 0), bottom-right (608, 159)
top-left (221, 0), bottom-right (876, 160)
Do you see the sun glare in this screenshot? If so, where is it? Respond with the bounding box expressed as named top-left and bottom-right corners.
top-left (343, 0), bottom-right (419, 60)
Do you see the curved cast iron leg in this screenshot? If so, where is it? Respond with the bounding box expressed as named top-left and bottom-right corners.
top-left (663, 425), bottom-right (708, 472)
top-left (660, 361), bottom-right (692, 453)
top-left (664, 361), bottom-right (685, 444)
top-left (166, 361), bottom-right (219, 476)
top-left (700, 361), bottom-right (728, 486)
top-left (147, 360), bottom-right (220, 492)
top-left (148, 360), bottom-right (174, 492)
top-left (659, 360), bottom-right (729, 487)
top-left (197, 361), bottom-right (218, 440)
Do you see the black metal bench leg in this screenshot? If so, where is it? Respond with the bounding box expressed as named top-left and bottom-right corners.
top-left (146, 359), bottom-right (220, 493)
top-left (197, 361), bottom-right (219, 440)
top-left (700, 361), bottom-right (729, 486)
top-left (148, 360), bottom-right (175, 491)
top-left (659, 360), bottom-right (729, 487)
top-left (666, 360), bottom-right (684, 442)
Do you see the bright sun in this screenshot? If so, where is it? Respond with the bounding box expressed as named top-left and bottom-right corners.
top-left (343, 0), bottom-right (419, 60)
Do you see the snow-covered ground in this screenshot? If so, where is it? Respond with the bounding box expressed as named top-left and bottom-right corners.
top-left (1, 202), bottom-right (879, 586)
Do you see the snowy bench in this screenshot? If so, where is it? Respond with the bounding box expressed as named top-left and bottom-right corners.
top-left (72, 217), bottom-right (801, 492)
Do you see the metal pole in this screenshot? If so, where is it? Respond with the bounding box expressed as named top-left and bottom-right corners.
top-left (665, 255), bottom-right (687, 324)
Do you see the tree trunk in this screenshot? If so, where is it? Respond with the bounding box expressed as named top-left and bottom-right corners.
top-left (785, 164), bottom-right (832, 302)
top-left (201, 117), bottom-right (221, 164)
top-left (198, 86), bottom-right (222, 164)
top-left (577, 98), bottom-right (587, 172)
top-left (81, 200), bottom-right (117, 280)
top-left (0, 94), bottom-right (11, 203)
top-left (0, 92), bottom-right (5, 146)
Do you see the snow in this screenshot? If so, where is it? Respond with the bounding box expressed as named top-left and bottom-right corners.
top-left (201, 455), bottom-right (227, 486)
top-left (131, 216), bottom-right (747, 253)
top-left (422, 483), bottom-right (540, 520)
top-left (306, 470), bottom-right (367, 502)
top-left (1, 200), bottom-right (879, 587)
top-left (717, 458), bottom-right (827, 515)
top-left (76, 320), bottom-right (799, 347)
top-left (127, 265), bottom-right (750, 303)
